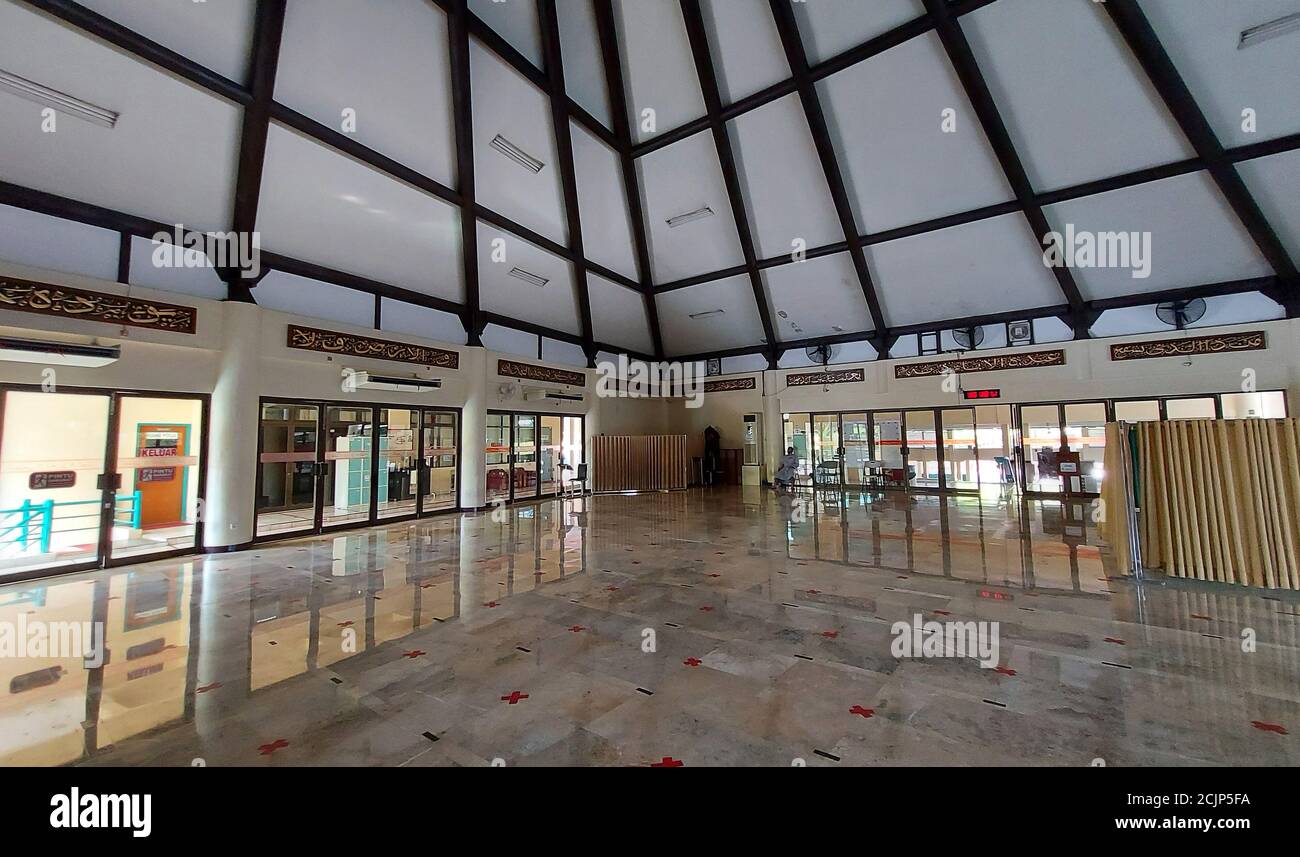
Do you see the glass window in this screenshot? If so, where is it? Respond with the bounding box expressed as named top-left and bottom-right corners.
top-left (1021, 405), bottom-right (1062, 494)
top-left (321, 406), bottom-right (373, 528)
top-left (257, 403), bottom-right (318, 537)
top-left (904, 410), bottom-right (939, 489)
top-left (1221, 391), bottom-right (1287, 419)
top-left (421, 409), bottom-right (458, 512)
top-left (113, 396), bottom-right (205, 559)
top-left (1165, 397), bottom-right (1216, 419)
top-left (1114, 400), bottom-right (1160, 422)
top-left (485, 413), bottom-right (510, 504)
top-left (1063, 402), bottom-right (1107, 494)
top-left (377, 409), bottom-right (417, 519)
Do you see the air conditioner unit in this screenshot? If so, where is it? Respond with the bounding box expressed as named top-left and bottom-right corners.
top-left (344, 370), bottom-right (441, 393)
top-left (0, 336), bottom-right (120, 367)
top-left (523, 388), bottom-right (584, 403)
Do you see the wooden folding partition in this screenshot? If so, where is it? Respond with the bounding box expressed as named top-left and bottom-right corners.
top-left (1132, 418), bottom-right (1300, 590)
top-left (590, 434), bottom-right (688, 493)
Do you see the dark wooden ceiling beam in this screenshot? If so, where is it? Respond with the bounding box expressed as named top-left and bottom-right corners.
top-left (538, 0), bottom-right (596, 366)
top-left (679, 0), bottom-right (780, 368)
top-left (446, 0), bottom-right (481, 344)
top-left (768, 0), bottom-right (888, 345)
top-left (221, 0), bottom-right (285, 303)
top-left (921, 0), bottom-right (1088, 337)
top-left (1102, 0), bottom-right (1299, 315)
top-left (594, 0), bottom-right (665, 360)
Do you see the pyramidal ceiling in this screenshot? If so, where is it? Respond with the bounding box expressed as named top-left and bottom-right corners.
top-left (0, 0), bottom-right (1297, 368)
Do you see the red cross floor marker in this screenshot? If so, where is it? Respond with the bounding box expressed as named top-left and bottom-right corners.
top-left (567, 625), bottom-right (586, 632)
top-left (337, 620), bottom-right (354, 627)
top-left (483, 601), bottom-right (500, 608)
top-left (258, 738), bottom-right (290, 756)
top-left (805, 589), bottom-right (821, 595)
top-left (1104, 637), bottom-right (1126, 645)
top-left (402, 650), bottom-right (426, 659)
top-left (651, 756), bottom-right (684, 767)
top-left (933, 610), bottom-right (952, 616)
top-left (1251, 720), bottom-right (1288, 735)
top-left (820, 630), bottom-right (839, 639)
top-left (683, 657), bottom-right (701, 667)
top-left (849, 706), bottom-right (875, 719)
top-left (501, 691), bottom-right (529, 704)
top-left (196, 682), bottom-right (222, 694)
top-left (993, 666), bottom-right (1017, 677)
top-left (699, 606), bottom-right (713, 612)
top-left (605, 585), bottom-right (619, 592)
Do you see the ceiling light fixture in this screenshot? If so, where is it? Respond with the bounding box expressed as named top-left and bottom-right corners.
top-left (666, 206), bottom-right (714, 228)
top-left (1238, 12), bottom-right (1300, 49)
top-left (0, 70), bottom-right (118, 127)
top-left (688, 309), bottom-right (725, 320)
top-left (490, 134), bottom-right (544, 173)
top-left (508, 267), bottom-right (549, 288)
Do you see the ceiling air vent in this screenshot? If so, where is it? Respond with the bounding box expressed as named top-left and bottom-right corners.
top-left (508, 267), bottom-right (549, 288)
top-left (0, 69), bottom-right (118, 128)
top-left (666, 206), bottom-right (714, 228)
top-left (490, 134), bottom-right (544, 173)
top-left (1239, 13), bottom-right (1300, 49)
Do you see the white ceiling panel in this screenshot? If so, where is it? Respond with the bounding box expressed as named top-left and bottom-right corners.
top-left (259, 124), bottom-right (463, 301)
top-left (614, 0), bottom-right (706, 144)
top-left (656, 275), bottom-right (764, 356)
top-left (867, 213), bottom-right (1064, 327)
top-left (571, 121), bottom-right (638, 279)
top-left (256, 270), bottom-right (376, 328)
top-left (470, 0), bottom-right (544, 68)
top-left (476, 221), bottom-right (580, 334)
top-left (542, 337), bottom-right (589, 368)
top-left (471, 39), bottom-right (568, 245)
top-left (701, 0), bottom-right (790, 105)
top-left (961, 0), bottom-right (1193, 191)
top-left (129, 235), bottom-right (226, 301)
top-left (636, 131), bottom-right (745, 283)
top-left (380, 297), bottom-right (467, 346)
top-left (0, 1), bottom-right (241, 232)
top-left (588, 273), bottom-right (653, 355)
top-left (483, 323), bottom-right (539, 359)
top-left (276, 0), bottom-right (456, 186)
top-left (1140, 0), bottom-right (1300, 148)
top-left (818, 32), bottom-right (1014, 233)
top-left (1043, 172), bottom-right (1272, 301)
top-left (791, 0), bottom-right (923, 65)
top-left (557, 0), bottom-right (612, 127)
top-left (731, 94), bottom-right (842, 257)
top-left (76, 0), bottom-right (255, 84)
top-left (0, 204), bottom-right (119, 282)
top-left (1236, 149), bottom-right (1300, 263)
top-left (762, 253), bottom-right (872, 341)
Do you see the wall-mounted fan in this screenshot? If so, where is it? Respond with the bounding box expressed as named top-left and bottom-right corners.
top-left (1156, 299), bottom-right (1206, 329)
top-left (951, 326), bottom-right (985, 350)
top-left (805, 343), bottom-right (834, 368)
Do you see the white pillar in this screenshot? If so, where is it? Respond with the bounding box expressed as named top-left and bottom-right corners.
top-left (205, 302), bottom-right (261, 548)
top-left (458, 346), bottom-right (487, 509)
top-left (763, 370), bottom-right (782, 485)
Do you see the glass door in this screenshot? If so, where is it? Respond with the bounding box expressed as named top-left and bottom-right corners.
top-left (974, 404), bottom-right (1016, 496)
top-left (1063, 402), bottom-right (1107, 495)
top-left (871, 411), bottom-right (905, 488)
top-left (420, 409), bottom-right (458, 513)
top-left (110, 395), bottom-right (204, 561)
top-left (321, 406), bottom-right (373, 529)
top-left (539, 414), bottom-right (563, 496)
top-left (811, 414), bottom-right (842, 489)
top-left (1020, 404), bottom-right (1063, 494)
top-left (940, 408), bottom-right (979, 492)
top-left (377, 408), bottom-right (418, 520)
top-left (485, 413), bottom-right (511, 504)
top-left (512, 414), bottom-right (538, 500)
top-left (256, 402), bottom-right (320, 538)
top-left (0, 390), bottom-right (111, 578)
top-left (904, 410), bottom-right (940, 490)
top-left (782, 413), bottom-right (812, 486)
top-left (841, 412), bottom-right (871, 490)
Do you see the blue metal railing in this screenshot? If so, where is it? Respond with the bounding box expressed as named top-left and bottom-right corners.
top-left (0, 492), bottom-right (141, 554)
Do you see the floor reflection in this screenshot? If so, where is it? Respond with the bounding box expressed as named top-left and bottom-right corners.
top-left (1, 487), bottom-right (1296, 767)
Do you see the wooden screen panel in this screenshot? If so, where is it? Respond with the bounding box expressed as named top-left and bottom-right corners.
top-left (591, 435), bottom-right (688, 492)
